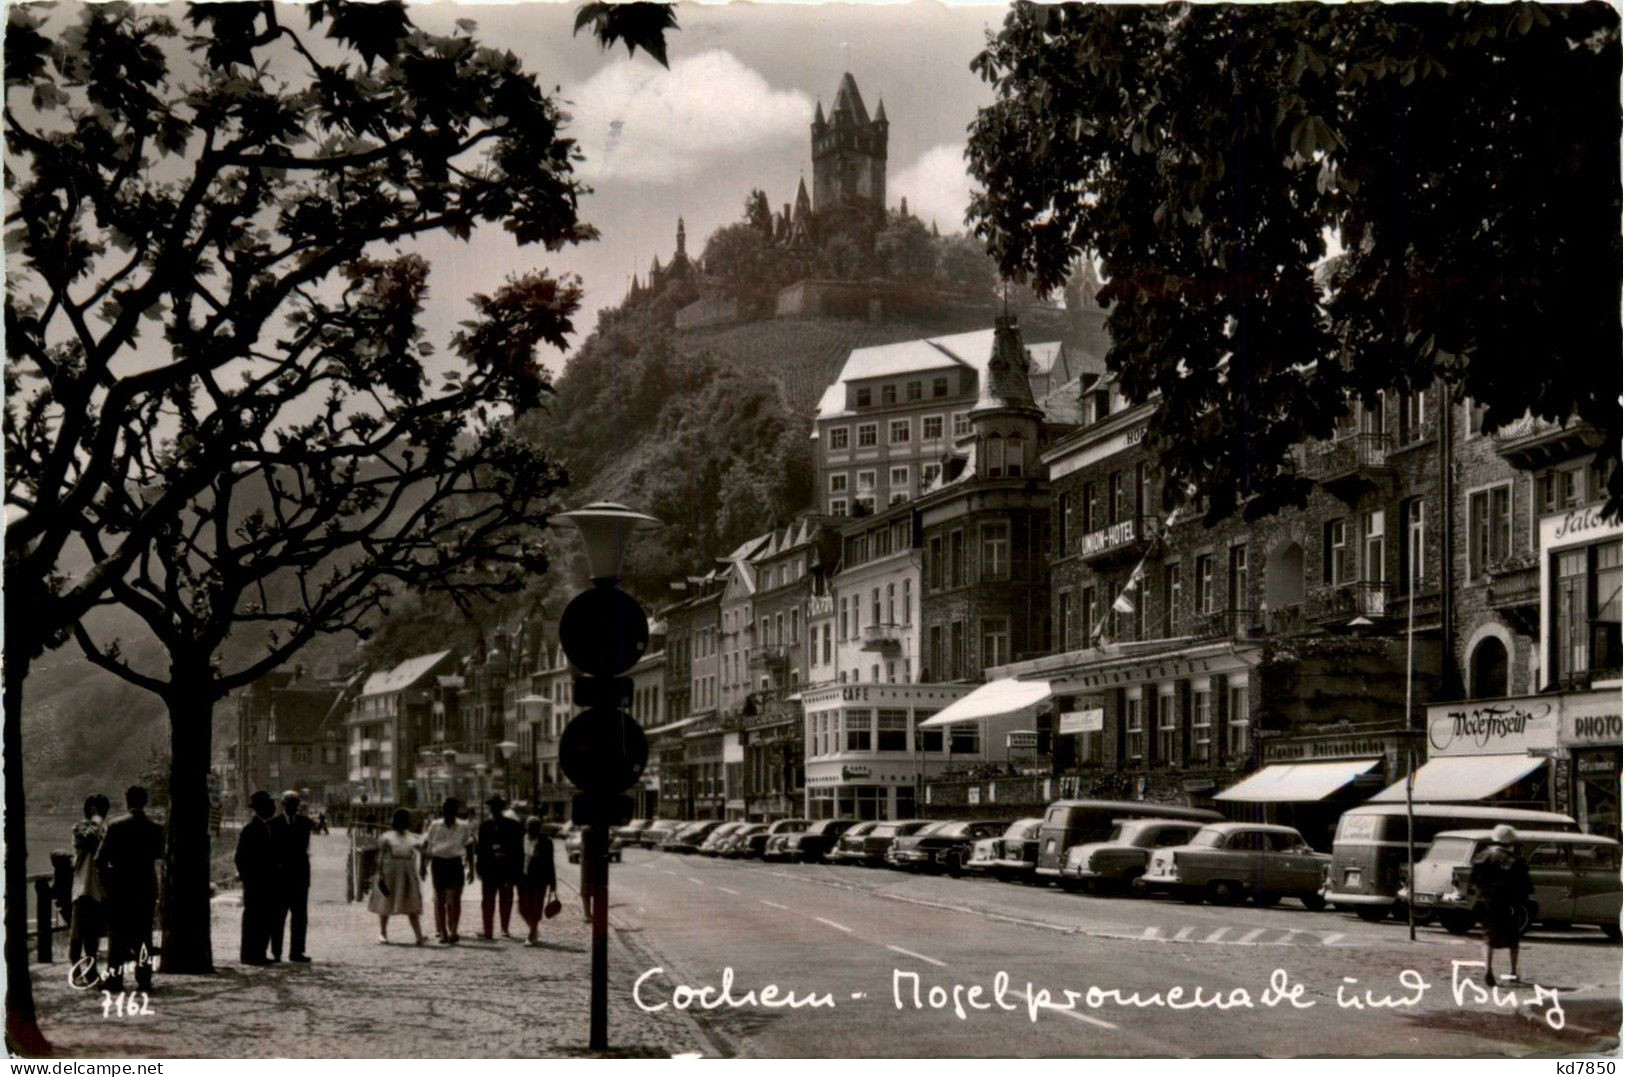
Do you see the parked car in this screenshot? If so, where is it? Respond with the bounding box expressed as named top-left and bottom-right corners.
top-left (762, 832), bottom-right (799, 862)
top-left (982, 817), bottom-right (1046, 880)
top-left (1034, 800), bottom-right (1223, 879)
top-left (787, 820), bottom-right (858, 863)
top-left (835, 819), bottom-right (935, 866)
top-left (888, 819), bottom-right (1013, 875)
top-left (698, 822), bottom-right (750, 856)
top-left (1059, 818), bottom-right (1212, 893)
top-left (613, 818), bottom-right (650, 844)
top-left (1325, 804), bottom-right (1576, 922)
top-left (640, 818), bottom-right (685, 848)
top-left (1142, 822), bottom-right (1331, 908)
top-left (718, 823), bottom-right (768, 858)
top-left (565, 828), bottom-right (623, 864)
top-left (1403, 829), bottom-right (1621, 939)
top-left (827, 821), bottom-right (882, 864)
top-left (741, 819), bottom-right (810, 859)
top-left (663, 820), bottom-right (724, 853)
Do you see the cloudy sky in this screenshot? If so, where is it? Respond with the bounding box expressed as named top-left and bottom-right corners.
top-left (402, 1), bottom-right (1010, 371)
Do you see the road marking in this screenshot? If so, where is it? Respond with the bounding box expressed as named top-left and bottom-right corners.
top-left (886, 944), bottom-right (946, 967)
top-left (1272, 931), bottom-right (1299, 946)
top-left (717, 887), bottom-right (740, 896)
top-left (1172, 926), bottom-right (1195, 941)
top-left (687, 877), bottom-right (705, 886)
top-left (1235, 928), bottom-right (1266, 944)
top-left (814, 916), bottom-right (854, 933)
top-left (662, 870), bottom-right (677, 876)
top-left (1203, 928), bottom-right (1228, 943)
top-left (760, 900), bottom-right (790, 911)
top-left (1140, 926), bottom-right (1160, 940)
top-left (1047, 1005), bottom-right (1118, 1031)
top-left (1321, 932), bottom-right (1346, 947)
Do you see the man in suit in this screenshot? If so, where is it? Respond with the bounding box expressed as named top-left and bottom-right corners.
top-left (95, 786), bottom-right (165, 992)
top-left (269, 790), bottom-right (314, 962)
top-left (475, 795), bottom-right (525, 939)
top-left (234, 791), bottom-right (278, 966)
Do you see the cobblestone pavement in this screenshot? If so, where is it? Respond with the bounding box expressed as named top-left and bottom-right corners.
top-left (28, 831), bottom-right (709, 1058)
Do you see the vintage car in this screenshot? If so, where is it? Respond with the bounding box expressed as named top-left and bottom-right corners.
top-left (1403, 829), bottom-right (1622, 939)
top-left (887, 820), bottom-right (1013, 875)
top-left (718, 823), bottom-right (768, 858)
top-left (564, 828), bottom-right (623, 864)
top-left (1324, 804), bottom-right (1576, 922)
top-left (834, 820), bottom-right (934, 866)
top-left (662, 820), bottom-right (724, 853)
top-left (613, 819), bottom-right (650, 844)
top-left (741, 818), bottom-right (811, 859)
top-left (639, 819), bottom-right (685, 848)
top-left (1034, 800), bottom-right (1223, 879)
top-left (982, 817), bottom-right (1047, 880)
top-left (827, 821), bottom-right (882, 863)
top-left (697, 821), bottom-right (750, 856)
top-left (784, 820), bottom-right (857, 863)
top-left (1142, 822), bottom-right (1331, 908)
top-left (1059, 818), bottom-right (1212, 893)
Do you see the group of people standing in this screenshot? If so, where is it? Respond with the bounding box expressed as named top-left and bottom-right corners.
top-left (234, 789), bottom-right (316, 965)
top-left (369, 795), bottom-right (558, 947)
top-left (67, 786), bottom-right (166, 991)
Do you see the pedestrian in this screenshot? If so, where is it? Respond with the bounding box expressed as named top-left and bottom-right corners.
top-left (578, 829), bottom-right (599, 923)
top-left (316, 810), bottom-right (329, 836)
top-left (1471, 824), bottom-right (1534, 987)
top-left (421, 797), bottom-right (474, 943)
top-left (235, 791), bottom-right (279, 965)
top-left (95, 786), bottom-right (165, 992)
top-left (369, 808), bottom-right (427, 945)
top-left (68, 793), bottom-right (110, 983)
top-left (516, 815), bottom-right (558, 947)
top-left (475, 795), bottom-right (525, 939)
top-left (269, 790), bottom-right (314, 963)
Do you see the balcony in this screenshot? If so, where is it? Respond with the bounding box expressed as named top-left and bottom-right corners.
top-left (1302, 432), bottom-right (1393, 501)
top-left (1305, 580), bottom-right (1392, 624)
top-left (1189, 607), bottom-right (1263, 641)
top-left (1493, 415), bottom-right (1605, 471)
top-left (1485, 555), bottom-right (1540, 634)
top-left (861, 622), bottom-right (904, 652)
top-left (748, 645), bottom-right (789, 673)
top-left (1076, 515), bottom-right (1153, 568)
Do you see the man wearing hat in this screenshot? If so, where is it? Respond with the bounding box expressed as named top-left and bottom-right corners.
top-left (475, 795), bottom-right (526, 939)
top-left (235, 791), bottom-right (279, 965)
top-left (269, 790), bottom-right (315, 962)
top-left (96, 785), bottom-right (165, 992)
top-left (1469, 824), bottom-right (1534, 987)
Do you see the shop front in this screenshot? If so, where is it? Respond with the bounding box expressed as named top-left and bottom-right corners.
top-left (1214, 725), bottom-right (1408, 848)
top-left (1556, 689), bottom-right (1620, 838)
top-left (1370, 698), bottom-right (1558, 811)
top-left (801, 683), bottom-right (973, 820)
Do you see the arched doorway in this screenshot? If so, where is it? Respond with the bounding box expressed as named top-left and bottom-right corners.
top-left (1470, 636), bottom-right (1509, 699)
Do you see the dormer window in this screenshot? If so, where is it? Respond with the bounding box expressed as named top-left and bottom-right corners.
top-left (856, 387), bottom-right (872, 408)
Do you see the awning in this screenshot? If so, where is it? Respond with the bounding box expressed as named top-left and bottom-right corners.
top-left (643, 715), bottom-right (704, 738)
top-left (918, 678), bottom-right (1052, 728)
top-left (1369, 754), bottom-right (1546, 803)
top-left (1215, 758), bottom-right (1383, 803)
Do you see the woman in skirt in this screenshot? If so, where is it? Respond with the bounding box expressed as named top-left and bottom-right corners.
top-left (368, 808), bottom-right (427, 945)
top-left (516, 816), bottom-right (558, 946)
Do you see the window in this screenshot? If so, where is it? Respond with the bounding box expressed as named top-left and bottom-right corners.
top-left (839, 597), bottom-right (849, 640)
top-left (1107, 472), bottom-right (1123, 525)
top-left (1228, 545), bottom-right (1249, 612)
top-left (1135, 462), bottom-right (1150, 521)
top-left (980, 522), bottom-right (1010, 580)
top-left (1089, 388), bottom-right (1111, 424)
top-left (829, 473), bottom-right (848, 493)
top-left (855, 470), bottom-right (876, 493)
top-left (1006, 434), bottom-right (1024, 478)
top-left (877, 709), bottom-right (908, 751)
top-left (883, 384), bottom-right (897, 405)
top-left (828, 426), bottom-right (850, 451)
top-left (1057, 492), bottom-right (1071, 553)
top-left (1157, 687), bottom-right (1177, 765)
top-left (1227, 683), bottom-right (1250, 758)
top-left (1195, 554), bottom-right (1215, 615)
top-left (1081, 587), bottom-right (1096, 643)
top-left (902, 578), bottom-right (912, 624)
top-left (1324, 519), bottom-right (1349, 584)
top-left (1192, 689), bottom-right (1213, 764)
top-left (1126, 693), bottom-right (1144, 761)
top-left (1465, 397), bottom-right (1489, 439)
top-left (917, 714), bottom-right (943, 752)
top-left (1468, 484), bottom-right (1512, 577)
top-left (829, 497), bottom-right (848, 517)
top-left (922, 415), bottom-right (944, 440)
top-left (1553, 541), bottom-right (1623, 686)
top-left (890, 465), bottom-right (910, 490)
top-left (933, 377), bottom-right (949, 398)
top-left (906, 381), bottom-right (922, 402)
top-left (1082, 483), bottom-right (1097, 532)
top-left (928, 625), bottom-right (944, 682)
top-left (920, 462), bottom-right (942, 490)
top-left (950, 724), bottom-right (980, 754)
top-left (846, 710), bottom-right (873, 751)
top-left (1400, 498), bottom-right (1425, 591)
top-left (1362, 510), bottom-right (1385, 584)
top-left (889, 419), bottom-right (911, 444)
top-left (857, 423), bottom-right (878, 448)
top-left (1133, 584), bottom-right (1146, 641)
top-left (929, 536), bottom-right (944, 590)
top-left (950, 530), bottom-right (966, 587)
top-left (1541, 464), bottom-right (1591, 513)
top-left (1056, 591), bottom-right (1072, 650)
top-left (856, 387), bottom-right (872, 408)
top-left (949, 620), bottom-right (964, 679)
top-left (1163, 563), bottom-right (1182, 637)
top-left (883, 583), bottom-right (896, 624)
top-left (1399, 387), bottom-right (1428, 442)
top-left (952, 412), bottom-right (971, 437)
top-left (981, 618), bottom-right (1010, 670)
top-left (985, 435), bottom-right (1006, 478)
top-left (822, 623), bottom-right (832, 665)
top-left (871, 587), bottom-right (881, 626)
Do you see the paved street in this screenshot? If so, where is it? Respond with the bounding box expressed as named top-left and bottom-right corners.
top-left (607, 845), bottom-right (1622, 1058)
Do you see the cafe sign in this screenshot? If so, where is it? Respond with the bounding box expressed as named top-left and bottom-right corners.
top-left (1426, 700), bottom-right (1557, 756)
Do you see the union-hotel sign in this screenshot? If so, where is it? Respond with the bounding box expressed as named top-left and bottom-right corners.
top-left (1079, 518), bottom-right (1139, 559)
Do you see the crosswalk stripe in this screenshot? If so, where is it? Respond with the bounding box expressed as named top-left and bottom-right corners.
top-left (1172, 926), bottom-right (1195, 941)
top-left (1235, 928), bottom-right (1266, 944)
top-left (1203, 928), bottom-right (1228, 943)
top-left (1140, 926), bottom-right (1160, 940)
top-left (1321, 933), bottom-right (1346, 946)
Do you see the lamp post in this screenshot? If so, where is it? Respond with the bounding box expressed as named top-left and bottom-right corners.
top-left (496, 740), bottom-right (520, 802)
top-left (555, 502), bottom-right (660, 1052)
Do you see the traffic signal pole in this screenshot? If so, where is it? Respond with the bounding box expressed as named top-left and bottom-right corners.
top-left (588, 823), bottom-right (611, 1050)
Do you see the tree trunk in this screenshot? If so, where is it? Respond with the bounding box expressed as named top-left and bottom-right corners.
top-left (160, 683), bottom-right (216, 975)
top-left (4, 647), bottom-right (50, 1055)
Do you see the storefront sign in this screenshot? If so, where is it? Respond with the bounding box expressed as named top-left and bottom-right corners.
top-left (1551, 506), bottom-right (1609, 543)
top-left (967, 786), bottom-right (981, 805)
top-left (1059, 708), bottom-right (1104, 735)
top-left (1006, 731), bottom-right (1038, 751)
top-left (840, 765), bottom-right (871, 780)
top-left (1561, 704), bottom-right (1623, 747)
top-left (1263, 735), bottom-right (1397, 762)
top-left (1426, 701), bottom-right (1557, 756)
top-left (1080, 520), bottom-right (1139, 558)
top-left (1576, 749), bottom-right (1621, 776)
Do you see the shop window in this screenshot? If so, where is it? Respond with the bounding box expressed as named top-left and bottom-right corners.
top-left (916, 713), bottom-right (944, 753)
top-left (950, 725), bottom-right (980, 754)
top-left (1552, 541), bottom-right (1623, 687)
top-left (877, 709), bottom-right (908, 752)
top-left (1468, 484), bottom-right (1512, 577)
top-left (1470, 637), bottom-right (1509, 699)
top-left (846, 710), bottom-right (873, 752)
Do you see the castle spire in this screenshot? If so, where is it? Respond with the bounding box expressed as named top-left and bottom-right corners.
top-left (813, 99), bottom-right (826, 128)
top-left (794, 176), bottom-right (811, 220)
top-left (832, 72), bottom-right (871, 126)
top-left (874, 97), bottom-right (888, 125)
top-left (972, 315), bottom-right (1042, 419)
top-left (676, 217), bottom-right (687, 259)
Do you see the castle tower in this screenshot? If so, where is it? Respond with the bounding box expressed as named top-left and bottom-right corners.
top-left (810, 73), bottom-right (887, 214)
top-left (675, 217), bottom-right (687, 261)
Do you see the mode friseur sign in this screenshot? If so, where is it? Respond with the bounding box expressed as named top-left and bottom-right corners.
top-left (1425, 699), bottom-right (1558, 757)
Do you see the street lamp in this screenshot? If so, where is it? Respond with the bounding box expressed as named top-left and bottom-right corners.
top-left (496, 740), bottom-right (520, 802)
top-left (555, 501), bottom-right (661, 1053)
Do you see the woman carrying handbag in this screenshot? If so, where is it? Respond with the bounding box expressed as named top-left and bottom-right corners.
top-left (368, 808), bottom-right (428, 945)
top-left (517, 815), bottom-right (560, 946)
